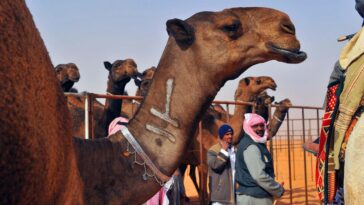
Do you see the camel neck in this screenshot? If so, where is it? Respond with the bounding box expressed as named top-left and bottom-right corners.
top-left (128, 49), bottom-right (221, 176)
top-left (62, 81), bottom-right (75, 92)
top-left (101, 79), bottom-right (128, 136)
top-left (230, 91), bottom-right (254, 144)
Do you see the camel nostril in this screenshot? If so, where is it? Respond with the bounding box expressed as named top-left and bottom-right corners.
top-left (281, 23), bottom-right (295, 35)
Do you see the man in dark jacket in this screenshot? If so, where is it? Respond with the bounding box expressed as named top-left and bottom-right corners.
top-left (207, 124), bottom-right (236, 205)
top-left (235, 113), bottom-right (284, 205)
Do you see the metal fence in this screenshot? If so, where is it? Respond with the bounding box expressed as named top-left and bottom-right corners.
top-left (268, 106), bottom-right (324, 205)
top-left (66, 92), bottom-right (324, 205)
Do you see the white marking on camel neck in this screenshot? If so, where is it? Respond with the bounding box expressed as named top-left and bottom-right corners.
top-left (146, 79), bottom-right (179, 142)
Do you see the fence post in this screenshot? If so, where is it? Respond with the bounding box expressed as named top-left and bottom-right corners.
top-left (302, 108), bottom-right (308, 205)
top-left (286, 112), bottom-right (293, 205)
top-left (198, 121), bottom-right (207, 205)
top-left (88, 93), bottom-right (94, 139)
top-left (84, 92), bottom-right (89, 139)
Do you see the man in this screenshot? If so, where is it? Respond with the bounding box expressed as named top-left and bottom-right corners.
top-left (235, 113), bottom-right (284, 205)
top-left (302, 1), bottom-right (364, 203)
top-left (207, 124), bottom-right (236, 205)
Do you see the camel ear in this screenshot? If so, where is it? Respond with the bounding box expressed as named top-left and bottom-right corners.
top-left (244, 78), bottom-right (250, 85)
top-left (104, 61), bottom-right (112, 71)
top-left (166, 18), bottom-right (195, 49)
top-left (271, 96), bottom-right (275, 103)
top-left (134, 78), bottom-right (141, 87)
top-left (54, 64), bottom-right (63, 73)
top-left (256, 97), bottom-right (263, 105)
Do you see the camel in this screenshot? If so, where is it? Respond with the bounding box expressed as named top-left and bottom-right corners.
top-left (100, 59), bottom-right (141, 137)
top-left (268, 98), bottom-right (292, 138)
top-left (252, 91), bottom-right (292, 138)
top-left (135, 66), bottom-right (157, 97)
top-left (211, 91), bottom-right (292, 138)
top-left (0, 2), bottom-right (307, 204)
top-left (120, 66), bottom-right (157, 119)
top-left (66, 59), bottom-right (141, 138)
top-left (55, 63), bottom-right (80, 92)
top-left (255, 91), bottom-right (275, 121)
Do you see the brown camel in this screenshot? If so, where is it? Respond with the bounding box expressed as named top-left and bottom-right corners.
top-left (100, 59), bottom-right (141, 137)
top-left (253, 92), bottom-right (292, 138)
top-left (120, 66), bottom-right (157, 118)
top-left (0, 2), bottom-right (306, 204)
top-left (268, 98), bottom-right (292, 138)
top-left (255, 91), bottom-right (275, 121)
top-left (211, 91), bottom-right (291, 138)
top-left (55, 63), bottom-right (80, 92)
top-left (135, 66), bottom-right (157, 97)
top-left (66, 59), bottom-right (141, 138)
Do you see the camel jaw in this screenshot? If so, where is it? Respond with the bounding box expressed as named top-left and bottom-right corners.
top-left (266, 42), bottom-right (307, 64)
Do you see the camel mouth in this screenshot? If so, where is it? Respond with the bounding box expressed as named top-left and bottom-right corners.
top-left (134, 72), bottom-right (143, 79)
top-left (70, 77), bottom-right (80, 82)
top-left (266, 42), bottom-right (307, 64)
top-left (268, 82), bottom-right (277, 91)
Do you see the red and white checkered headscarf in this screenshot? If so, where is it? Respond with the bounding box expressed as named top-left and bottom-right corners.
top-left (108, 117), bottom-right (129, 136)
top-left (243, 113), bottom-right (268, 143)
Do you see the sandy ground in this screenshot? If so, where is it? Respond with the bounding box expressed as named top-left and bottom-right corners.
top-left (182, 139), bottom-right (322, 205)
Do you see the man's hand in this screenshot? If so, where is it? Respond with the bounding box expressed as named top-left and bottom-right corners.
top-left (219, 139), bottom-right (229, 150)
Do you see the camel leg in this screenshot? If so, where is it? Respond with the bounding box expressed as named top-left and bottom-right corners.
top-left (202, 168), bottom-right (209, 205)
top-left (189, 165), bottom-right (200, 193)
top-left (179, 164), bottom-right (188, 180)
top-left (197, 165), bottom-right (209, 205)
top-left (344, 114), bottom-right (364, 204)
top-left (178, 163), bottom-right (190, 201)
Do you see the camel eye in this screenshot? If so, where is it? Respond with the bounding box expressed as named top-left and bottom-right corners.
top-left (281, 23), bottom-right (295, 35)
top-left (55, 67), bottom-right (63, 73)
top-left (256, 79), bottom-right (262, 84)
top-left (142, 81), bottom-right (150, 87)
top-left (221, 21), bottom-right (242, 40)
top-left (222, 23), bottom-right (238, 32)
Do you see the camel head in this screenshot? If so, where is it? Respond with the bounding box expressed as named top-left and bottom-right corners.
top-left (103, 58), bottom-right (142, 86)
top-left (255, 91), bottom-right (275, 121)
top-left (55, 63), bottom-right (80, 92)
top-left (268, 98), bottom-right (292, 138)
top-left (164, 7), bottom-right (306, 85)
top-left (274, 98), bottom-right (292, 112)
top-left (135, 66), bottom-right (156, 97)
top-left (256, 91), bottom-right (275, 107)
top-left (234, 76), bottom-right (277, 102)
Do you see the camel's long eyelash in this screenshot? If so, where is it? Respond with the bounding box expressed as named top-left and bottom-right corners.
top-left (222, 23), bottom-right (239, 32)
top-left (220, 20), bottom-right (242, 40)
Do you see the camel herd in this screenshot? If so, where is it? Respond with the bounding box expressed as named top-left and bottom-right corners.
top-left (6, 1), bottom-right (364, 205)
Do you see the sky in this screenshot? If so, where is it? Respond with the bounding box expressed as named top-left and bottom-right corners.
top-left (26, 0), bottom-right (362, 107)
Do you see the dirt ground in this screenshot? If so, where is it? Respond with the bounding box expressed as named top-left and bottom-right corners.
top-left (182, 139), bottom-right (322, 205)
